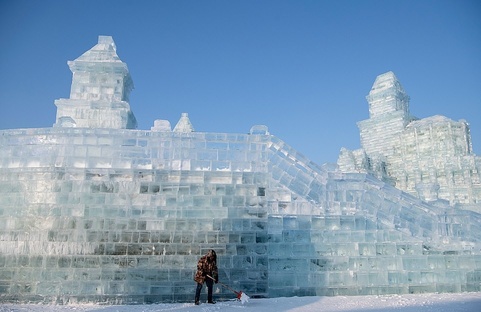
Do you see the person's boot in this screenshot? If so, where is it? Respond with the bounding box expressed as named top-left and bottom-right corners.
top-left (194, 284), bottom-right (201, 305)
top-left (207, 292), bottom-right (215, 304)
top-left (207, 284), bottom-right (214, 303)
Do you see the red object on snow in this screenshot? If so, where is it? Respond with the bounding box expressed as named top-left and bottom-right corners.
top-left (206, 274), bottom-right (248, 302)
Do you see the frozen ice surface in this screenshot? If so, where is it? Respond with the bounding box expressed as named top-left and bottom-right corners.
top-left (0, 37), bottom-right (480, 305)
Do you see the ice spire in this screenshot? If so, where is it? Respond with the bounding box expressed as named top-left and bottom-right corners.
top-left (173, 113), bottom-right (195, 132)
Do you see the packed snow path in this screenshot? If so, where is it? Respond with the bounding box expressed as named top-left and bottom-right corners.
top-left (1, 293), bottom-right (480, 312)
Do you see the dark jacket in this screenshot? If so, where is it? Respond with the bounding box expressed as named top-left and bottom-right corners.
top-left (194, 250), bottom-right (218, 284)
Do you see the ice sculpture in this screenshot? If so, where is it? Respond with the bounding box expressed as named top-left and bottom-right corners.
top-left (54, 35), bottom-right (137, 129)
top-left (338, 71), bottom-right (481, 212)
top-left (0, 37), bottom-right (480, 304)
top-left (173, 113), bottom-right (195, 133)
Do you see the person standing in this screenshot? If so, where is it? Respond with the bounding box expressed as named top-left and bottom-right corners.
top-left (194, 249), bottom-right (218, 305)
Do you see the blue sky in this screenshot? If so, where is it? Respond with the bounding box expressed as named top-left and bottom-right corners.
top-left (0, 0), bottom-right (480, 165)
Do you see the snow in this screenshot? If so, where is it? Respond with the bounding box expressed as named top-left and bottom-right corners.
top-left (239, 291), bottom-right (250, 304)
top-left (1, 293), bottom-right (480, 312)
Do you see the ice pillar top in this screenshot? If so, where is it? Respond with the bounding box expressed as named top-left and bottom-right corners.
top-left (173, 113), bottom-right (195, 132)
top-left (54, 36), bottom-right (137, 129)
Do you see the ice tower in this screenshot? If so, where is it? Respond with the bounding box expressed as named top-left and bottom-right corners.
top-left (1, 37), bottom-right (481, 304)
top-left (54, 36), bottom-right (137, 129)
top-left (338, 72), bottom-right (481, 211)
top-left (359, 71), bottom-right (413, 158)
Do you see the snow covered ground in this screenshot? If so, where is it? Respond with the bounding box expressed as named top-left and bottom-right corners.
top-left (1, 292), bottom-right (480, 312)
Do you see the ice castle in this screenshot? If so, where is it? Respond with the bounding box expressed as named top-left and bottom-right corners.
top-left (1, 36), bottom-right (480, 304)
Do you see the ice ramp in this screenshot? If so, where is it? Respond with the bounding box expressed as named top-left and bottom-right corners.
top-left (265, 136), bottom-right (481, 296)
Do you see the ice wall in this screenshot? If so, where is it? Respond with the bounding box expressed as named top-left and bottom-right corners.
top-left (0, 37), bottom-right (481, 304)
top-left (1, 126), bottom-right (481, 303)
